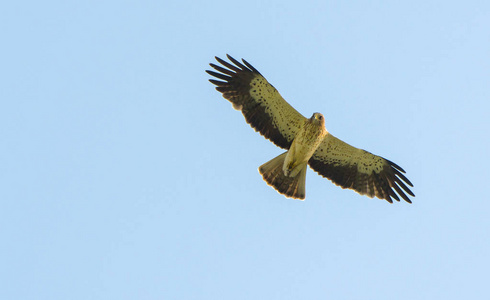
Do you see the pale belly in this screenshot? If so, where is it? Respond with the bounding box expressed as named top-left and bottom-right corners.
top-left (283, 122), bottom-right (326, 177)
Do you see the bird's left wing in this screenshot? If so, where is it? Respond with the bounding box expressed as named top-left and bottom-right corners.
top-left (308, 134), bottom-right (415, 203)
top-left (206, 55), bottom-right (306, 149)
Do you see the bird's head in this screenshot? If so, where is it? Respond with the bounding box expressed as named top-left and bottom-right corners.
top-left (310, 112), bottom-right (325, 126)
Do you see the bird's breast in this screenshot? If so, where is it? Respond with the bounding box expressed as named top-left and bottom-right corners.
top-left (283, 121), bottom-right (326, 176)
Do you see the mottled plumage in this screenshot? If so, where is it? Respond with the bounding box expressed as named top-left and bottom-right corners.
top-left (207, 55), bottom-right (414, 203)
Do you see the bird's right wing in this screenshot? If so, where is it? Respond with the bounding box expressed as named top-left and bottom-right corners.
top-left (206, 55), bottom-right (306, 149)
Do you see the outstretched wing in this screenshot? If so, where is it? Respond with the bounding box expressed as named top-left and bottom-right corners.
top-left (206, 55), bottom-right (306, 149)
top-left (308, 134), bottom-right (415, 203)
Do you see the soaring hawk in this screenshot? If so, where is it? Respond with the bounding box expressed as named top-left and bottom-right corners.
top-left (206, 55), bottom-right (414, 203)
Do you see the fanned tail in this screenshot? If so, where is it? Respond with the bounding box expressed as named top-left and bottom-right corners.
top-left (258, 152), bottom-right (307, 200)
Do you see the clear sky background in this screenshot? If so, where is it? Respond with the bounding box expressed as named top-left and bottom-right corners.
top-left (2, 1), bottom-right (490, 299)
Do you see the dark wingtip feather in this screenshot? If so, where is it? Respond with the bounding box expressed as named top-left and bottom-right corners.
top-left (208, 79), bottom-right (226, 86)
top-left (393, 168), bottom-right (414, 187)
top-left (392, 183), bottom-right (411, 203)
top-left (242, 58), bottom-right (261, 74)
top-left (385, 158), bottom-right (414, 203)
top-left (209, 63), bottom-right (236, 76)
top-left (206, 70), bottom-right (232, 81)
top-left (394, 177), bottom-right (415, 197)
top-left (226, 54), bottom-right (248, 70)
top-left (388, 188), bottom-right (400, 202)
top-left (387, 159), bottom-right (406, 173)
top-left (215, 56), bottom-right (241, 72)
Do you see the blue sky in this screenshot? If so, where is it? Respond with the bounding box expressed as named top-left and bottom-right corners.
top-left (2, 1), bottom-right (490, 299)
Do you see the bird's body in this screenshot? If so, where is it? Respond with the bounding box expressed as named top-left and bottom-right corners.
top-left (283, 113), bottom-right (327, 177)
top-left (259, 113), bottom-right (327, 199)
top-left (207, 55), bottom-right (414, 203)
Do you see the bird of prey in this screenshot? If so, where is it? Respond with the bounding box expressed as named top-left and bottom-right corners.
top-left (206, 55), bottom-right (414, 203)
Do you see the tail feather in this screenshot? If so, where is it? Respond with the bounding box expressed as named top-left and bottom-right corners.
top-left (258, 152), bottom-right (307, 200)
